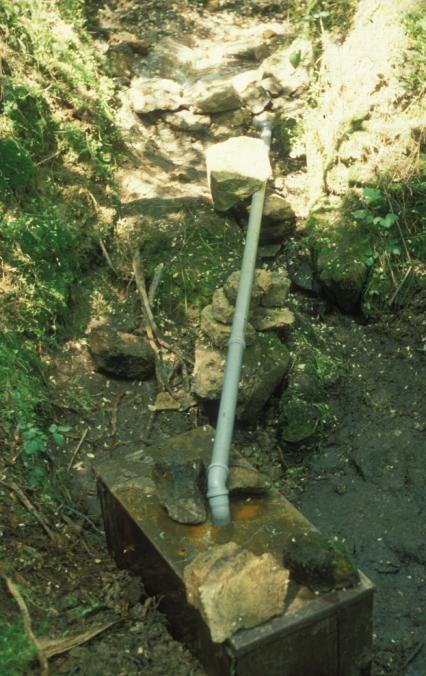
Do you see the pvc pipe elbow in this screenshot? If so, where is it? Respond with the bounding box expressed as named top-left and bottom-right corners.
top-left (209, 494), bottom-right (231, 526)
top-left (207, 463), bottom-right (231, 526)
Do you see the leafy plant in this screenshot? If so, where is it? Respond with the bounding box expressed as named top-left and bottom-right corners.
top-left (18, 421), bottom-right (70, 485)
top-left (401, 11), bottom-right (426, 97)
top-left (298, 0), bottom-right (357, 37)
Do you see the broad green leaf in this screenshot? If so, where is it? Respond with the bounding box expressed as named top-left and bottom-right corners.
top-left (381, 213), bottom-right (398, 229)
top-left (289, 49), bottom-right (302, 69)
top-left (363, 187), bottom-right (383, 203)
top-left (24, 438), bottom-right (45, 455)
top-left (352, 209), bottom-right (368, 220)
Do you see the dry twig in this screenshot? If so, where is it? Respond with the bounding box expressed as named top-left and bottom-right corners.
top-left (2, 572), bottom-right (119, 669)
top-left (38, 620), bottom-right (120, 659)
top-left (99, 238), bottom-right (118, 275)
top-left (67, 427), bottom-right (89, 471)
top-left (110, 392), bottom-right (125, 444)
top-left (389, 265), bottom-right (413, 307)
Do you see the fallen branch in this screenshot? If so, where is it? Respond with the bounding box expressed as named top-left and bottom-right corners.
top-left (99, 238), bottom-right (118, 275)
top-left (0, 480), bottom-right (58, 544)
top-left (39, 620), bottom-right (120, 659)
top-left (2, 574), bottom-right (49, 676)
top-left (132, 247), bottom-right (159, 340)
top-left (67, 427), bottom-right (89, 471)
top-left (132, 248), bottom-right (194, 367)
top-left (388, 265), bottom-right (413, 307)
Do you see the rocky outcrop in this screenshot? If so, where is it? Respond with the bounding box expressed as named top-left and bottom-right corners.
top-left (190, 78), bottom-right (241, 114)
top-left (206, 136), bottom-right (272, 211)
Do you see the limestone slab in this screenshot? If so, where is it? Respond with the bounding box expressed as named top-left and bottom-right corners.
top-left (206, 137), bottom-right (271, 212)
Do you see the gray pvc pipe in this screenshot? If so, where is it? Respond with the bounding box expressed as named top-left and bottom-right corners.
top-left (207, 116), bottom-right (273, 526)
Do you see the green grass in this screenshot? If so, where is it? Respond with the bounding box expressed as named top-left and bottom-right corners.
top-left (141, 206), bottom-right (244, 324)
top-left (0, 0), bottom-right (121, 442)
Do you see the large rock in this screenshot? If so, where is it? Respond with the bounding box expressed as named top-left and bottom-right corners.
top-left (259, 192), bottom-right (296, 243)
top-left (317, 249), bottom-right (368, 312)
top-left (206, 137), bottom-right (272, 212)
top-left (278, 399), bottom-right (323, 445)
top-left (261, 270), bottom-right (291, 307)
top-left (210, 108), bottom-right (252, 133)
top-left (232, 69), bottom-right (271, 114)
top-left (228, 459), bottom-right (271, 495)
top-left (192, 334), bottom-right (290, 421)
top-left (251, 307), bottom-right (295, 334)
top-left (263, 192), bottom-right (296, 225)
top-left (184, 542), bottom-right (289, 643)
top-left (129, 77), bottom-right (184, 113)
top-left (152, 459), bottom-right (207, 525)
top-left (211, 287), bottom-right (234, 324)
top-left (147, 38), bottom-right (196, 80)
top-left (87, 325), bottom-right (155, 380)
top-left (200, 305), bottom-right (256, 349)
top-left (162, 109), bottom-right (210, 134)
top-left (224, 268), bottom-right (273, 304)
top-left (191, 78), bottom-right (241, 114)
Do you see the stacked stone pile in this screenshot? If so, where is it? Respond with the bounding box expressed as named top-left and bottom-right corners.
top-left (192, 267), bottom-right (295, 420)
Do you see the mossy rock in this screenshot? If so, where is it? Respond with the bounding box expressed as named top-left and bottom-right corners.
top-left (278, 398), bottom-right (322, 444)
top-left (283, 531), bottom-right (360, 592)
top-left (307, 210), bottom-right (369, 312)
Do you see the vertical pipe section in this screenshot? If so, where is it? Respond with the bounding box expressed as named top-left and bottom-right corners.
top-left (207, 117), bottom-right (272, 526)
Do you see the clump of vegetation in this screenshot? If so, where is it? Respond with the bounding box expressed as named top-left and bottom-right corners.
top-left (140, 207), bottom-right (244, 325)
top-left (351, 184), bottom-right (426, 315)
top-left (296, 0), bottom-right (358, 38)
top-left (278, 330), bottom-right (339, 447)
top-left (0, 0), bottom-right (121, 439)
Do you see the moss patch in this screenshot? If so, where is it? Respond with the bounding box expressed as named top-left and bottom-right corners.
top-left (140, 204), bottom-right (244, 324)
top-left (307, 209), bottom-right (370, 311)
top-left (283, 530), bottom-right (360, 592)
